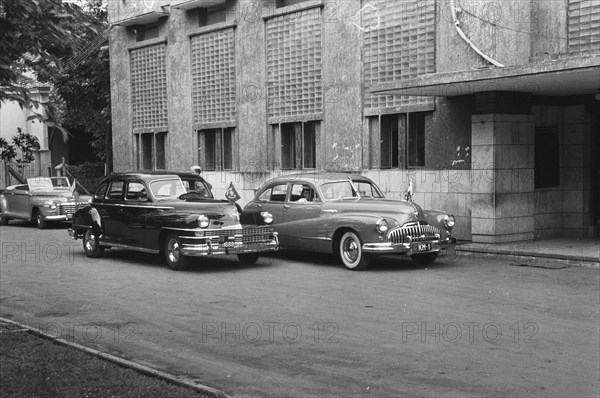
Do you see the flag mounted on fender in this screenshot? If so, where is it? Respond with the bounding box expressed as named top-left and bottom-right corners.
top-left (225, 182), bottom-right (241, 204)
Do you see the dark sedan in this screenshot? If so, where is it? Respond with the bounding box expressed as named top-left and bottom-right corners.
top-left (68, 173), bottom-right (278, 270)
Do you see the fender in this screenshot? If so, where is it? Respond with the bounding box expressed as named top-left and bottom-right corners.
top-left (72, 206), bottom-right (103, 237)
top-left (89, 207), bottom-right (102, 230)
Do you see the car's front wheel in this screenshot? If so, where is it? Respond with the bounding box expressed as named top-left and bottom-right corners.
top-left (165, 233), bottom-right (189, 271)
top-left (338, 231), bottom-right (370, 271)
top-left (83, 229), bottom-right (104, 258)
top-left (34, 209), bottom-right (47, 229)
top-left (411, 252), bottom-right (438, 264)
top-left (237, 253), bottom-right (260, 265)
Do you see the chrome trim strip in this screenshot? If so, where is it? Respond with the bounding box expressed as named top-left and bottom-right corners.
top-left (96, 203), bottom-right (175, 210)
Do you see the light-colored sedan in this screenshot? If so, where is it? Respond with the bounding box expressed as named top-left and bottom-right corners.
top-left (243, 173), bottom-right (457, 270)
top-left (0, 177), bottom-right (90, 229)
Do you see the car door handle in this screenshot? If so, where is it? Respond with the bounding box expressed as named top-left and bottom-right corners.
top-left (323, 209), bottom-right (337, 214)
top-left (283, 205), bottom-right (290, 210)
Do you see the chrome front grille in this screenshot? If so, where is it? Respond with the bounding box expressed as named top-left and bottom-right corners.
top-left (57, 202), bottom-right (87, 216)
top-left (388, 223), bottom-right (440, 244)
top-left (242, 226), bottom-right (273, 244)
top-left (203, 229), bottom-right (241, 238)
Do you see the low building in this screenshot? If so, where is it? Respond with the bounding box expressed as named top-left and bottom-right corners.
top-left (0, 84), bottom-right (63, 187)
top-left (107, 0), bottom-right (599, 242)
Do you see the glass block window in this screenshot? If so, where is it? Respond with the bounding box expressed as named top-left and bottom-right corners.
top-left (568, 0), bottom-right (600, 52)
top-left (130, 44), bottom-right (168, 131)
top-left (191, 28), bottom-right (236, 125)
top-left (363, 0), bottom-right (436, 110)
top-left (266, 8), bottom-right (323, 119)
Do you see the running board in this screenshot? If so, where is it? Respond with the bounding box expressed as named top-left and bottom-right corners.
top-left (99, 241), bottom-right (159, 254)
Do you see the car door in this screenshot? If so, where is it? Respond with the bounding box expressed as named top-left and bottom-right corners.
top-left (277, 183), bottom-right (322, 249)
top-left (8, 185), bottom-right (32, 219)
top-left (97, 180), bottom-right (127, 243)
top-left (121, 181), bottom-right (155, 248)
top-left (250, 182), bottom-right (288, 226)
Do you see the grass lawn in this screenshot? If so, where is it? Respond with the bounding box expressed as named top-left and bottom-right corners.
top-left (0, 331), bottom-right (213, 398)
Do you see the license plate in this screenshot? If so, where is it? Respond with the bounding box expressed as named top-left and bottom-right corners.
top-left (416, 243), bottom-right (431, 252)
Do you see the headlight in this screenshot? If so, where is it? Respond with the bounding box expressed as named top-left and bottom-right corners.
top-left (197, 215), bottom-right (210, 228)
top-left (376, 218), bottom-right (389, 233)
top-left (443, 214), bottom-right (455, 228)
top-left (48, 202), bottom-right (57, 210)
top-left (261, 211), bottom-right (273, 224)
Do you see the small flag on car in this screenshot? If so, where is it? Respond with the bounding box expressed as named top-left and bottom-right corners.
top-left (225, 182), bottom-right (241, 204)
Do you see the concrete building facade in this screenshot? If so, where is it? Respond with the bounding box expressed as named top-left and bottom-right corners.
top-left (107, 0), bottom-right (600, 242)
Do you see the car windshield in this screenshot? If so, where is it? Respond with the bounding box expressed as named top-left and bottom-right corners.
top-left (149, 178), bottom-right (186, 200)
top-left (182, 179), bottom-right (213, 198)
top-left (320, 180), bottom-right (383, 200)
top-left (27, 177), bottom-right (70, 191)
top-left (51, 177), bottom-right (71, 189)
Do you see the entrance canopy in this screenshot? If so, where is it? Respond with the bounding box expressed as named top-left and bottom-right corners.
top-left (370, 54), bottom-right (600, 98)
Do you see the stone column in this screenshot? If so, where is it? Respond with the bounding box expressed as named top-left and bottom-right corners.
top-left (471, 109), bottom-right (535, 244)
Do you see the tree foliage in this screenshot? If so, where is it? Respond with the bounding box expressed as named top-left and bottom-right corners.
top-left (50, 0), bottom-right (111, 161)
top-left (0, 129), bottom-right (40, 163)
top-left (0, 0), bottom-right (111, 163)
top-left (0, 0), bottom-right (94, 106)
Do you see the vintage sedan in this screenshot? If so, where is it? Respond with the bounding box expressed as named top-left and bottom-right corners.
top-left (68, 173), bottom-right (278, 270)
top-left (243, 173), bottom-right (456, 270)
top-left (0, 177), bottom-right (90, 229)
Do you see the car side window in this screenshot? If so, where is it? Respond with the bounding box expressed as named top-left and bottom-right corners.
top-left (290, 184), bottom-right (318, 203)
top-left (106, 181), bottom-right (124, 200)
top-left (94, 183), bottom-right (108, 199)
top-left (258, 184), bottom-right (287, 202)
top-left (125, 182), bottom-right (147, 201)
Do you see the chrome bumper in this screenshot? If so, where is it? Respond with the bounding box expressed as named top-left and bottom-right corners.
top-left (44, 214), bottom-right (71, 221)
top-left (363, 238), bottom-right (456, 256)
top-left (181, 233), bottom-right (279, 257)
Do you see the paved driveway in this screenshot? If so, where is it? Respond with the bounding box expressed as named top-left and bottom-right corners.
top-left (1, 223), bottom-right (598, 397)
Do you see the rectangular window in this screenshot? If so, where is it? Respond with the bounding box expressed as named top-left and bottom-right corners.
top-left (408, 113), bottom-right (425, 167)
top-left (198, 128), bottom-right (234, 171)
top-left (372, 112), bottom-right (427, 169)
top-left (380, 115), bottom-right (399, 169)
top-left (135, 23), bottom-right (159, 42)
top-left (136, 132), bottom-right (167, 171)
top-left (535, 125), bottom-right (560, 189)
top-left (279, 121), bottom-right (319, 170)
top-left (199, 5), bottom-right (226, 26)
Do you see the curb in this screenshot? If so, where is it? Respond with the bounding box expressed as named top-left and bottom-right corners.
top-left (456, 246), bottom-right (600, 268)
top-left (0, 317), bottom-right (230, 398)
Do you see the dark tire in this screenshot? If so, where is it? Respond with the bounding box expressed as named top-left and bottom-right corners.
top-left (35, 209), bottom-right (47, 229)
top-left (338, 231), bottom-right (370, 271)
top-left (0, 214), bottom-right (9, 226)
top-left (411, 252), bottom-right (438, 265)
top-left (165, 233), bottom-right (189, 271)
top-left (237, 253), bottom-right (260, 265)
top-left (83, 229), bottom-right (104, 258)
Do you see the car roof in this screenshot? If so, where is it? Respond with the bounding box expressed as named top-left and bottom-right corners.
top-left (136, 170), bottom-right (208, 181)
top-left (267, 172), bottom-right (373, 185)
top-left (107, 172), bottom-right (181, 182)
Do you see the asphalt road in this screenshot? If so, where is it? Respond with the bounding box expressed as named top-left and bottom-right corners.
top-left (1, 222), bottom-right (599, 398)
